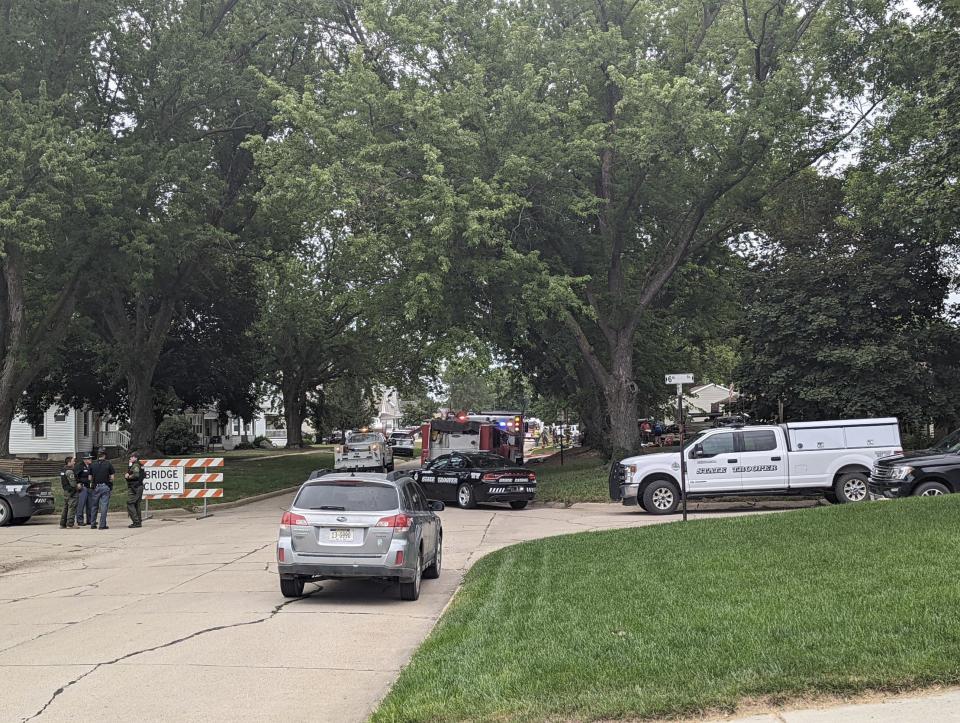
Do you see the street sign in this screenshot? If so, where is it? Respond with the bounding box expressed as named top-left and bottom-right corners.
top-left (665, 373), bottom-right (695, 385)
top-left (143, 466), bottom-right (185, 497)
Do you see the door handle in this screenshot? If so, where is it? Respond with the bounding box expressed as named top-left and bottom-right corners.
top-left (771, 456), bottom-right (781, 461)
top-left (728, 459), bottom-right (738, 463)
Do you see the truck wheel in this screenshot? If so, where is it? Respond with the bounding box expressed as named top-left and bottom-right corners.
top-left (457, 483), bottom-right (477, 509)
top-left (642, 479), bottom-right (680, 515)
top-left (279, 576), bottom-right (304, 598)
top-left (0, 498), bottom-right (12, 527)
top-left (913, 481), bottom-right (949, 497)
top-left (509, 500), bottom-right (528, 510)
top-left (834, 472), bottom-right (869, 503)
top-left (10, 516), bottom-right (30, 525)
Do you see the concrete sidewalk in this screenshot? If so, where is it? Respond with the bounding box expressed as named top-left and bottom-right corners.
top-left (711, 687), bottom-right (960, 722)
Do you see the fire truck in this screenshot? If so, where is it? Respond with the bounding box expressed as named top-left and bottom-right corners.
top-left (420, 411), bottom-right (525, 465)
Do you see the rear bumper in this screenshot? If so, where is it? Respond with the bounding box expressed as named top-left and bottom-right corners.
top-left (391, 448), bottom-right (415, 457)
top-left (5, 493), bottom-right (55, 518)
top-left (278, 561), bottom-right (417, 581)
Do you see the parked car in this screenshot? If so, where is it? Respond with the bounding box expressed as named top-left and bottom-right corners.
top-left (0, 473), bottom-right (55, 526)
top-left (334, 431), bottom-right (394, 472)
top-left (616, 418), bottom-right (902, 514)
top-left (388, 429), bottom-right (417, 457)
top-left (412, 451), bottom-right (537, 509)
top-left (276, 472), bottom-right (443, 600)
top-left (869, 427), bottom-right (960, 499)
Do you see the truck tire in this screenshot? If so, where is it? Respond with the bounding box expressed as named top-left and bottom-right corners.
top-left (834, 472), bottom-right (869, 504)
top-left (641, 479), bottom-right (680, 515)
top-left (913, 481), bottom-right (949, 497)
top-left (0, 498), bottom-right (12, 527)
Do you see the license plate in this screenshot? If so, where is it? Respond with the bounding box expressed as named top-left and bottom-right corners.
top-left (328, 528), bottom-right (353, 541)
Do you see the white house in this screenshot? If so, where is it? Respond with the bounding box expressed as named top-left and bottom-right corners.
top-left (685, 383), bottom-right (739, 415)
top-left (9, 408), bottom-right (97, 459)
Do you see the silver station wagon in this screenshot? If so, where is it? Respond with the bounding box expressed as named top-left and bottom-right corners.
top-left (276, 472), bottom-right (443, 601)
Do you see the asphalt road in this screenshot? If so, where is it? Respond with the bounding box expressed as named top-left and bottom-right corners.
top-left (0, 494), bottom-right (706, 722)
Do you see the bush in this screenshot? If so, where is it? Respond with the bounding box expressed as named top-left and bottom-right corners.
top-left (302, 433), bottom-right (314, 444)
top-left (156, 416), bottom-right (198, 455)
top-left (253, 435), bottom-right (274, 449)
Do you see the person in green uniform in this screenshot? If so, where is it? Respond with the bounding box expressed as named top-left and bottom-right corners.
top-left (125, 451), bottom-right (146, 528)
top-left (58, 456), bottom-right (79, 529)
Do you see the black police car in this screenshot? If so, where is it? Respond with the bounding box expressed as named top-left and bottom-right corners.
top-left (412, 452), bottom-right (536, 509)
top-left (869, 428), bottom-right (960, 499)
top-left (0, 472), bottom-right (55, 526)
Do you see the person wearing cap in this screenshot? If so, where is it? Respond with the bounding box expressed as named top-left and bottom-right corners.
top-left (125, 452), bottom-right (146, 528)
top-left (89, 448), bottom-right (115, 530)
top-left (58, 456), bottom-right (79, 528)
top-left (74, 453), bottom-right (94, 526)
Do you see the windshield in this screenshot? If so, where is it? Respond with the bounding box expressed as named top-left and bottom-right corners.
top-left (932, 429), bottom-right (960, 454)
top-left (295, 481), bottom-right (398, 511)
top-left (348, 433), bottom-right (379, 444)
top-left (466, 453), bottom-right (509, 468)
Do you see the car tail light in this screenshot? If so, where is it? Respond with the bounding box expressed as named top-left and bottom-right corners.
top-left (335, 445), bottom-right (343, 454)
top-left (482, 473), bottom-right (504, 481)
top-left (277, 546), bottom-right (285, 562)
top-left (394, 550), bottom-right (404, 565)
top-left (280, 511), bottom-right (308, 530)
top-left (375, 514), bottom-right (411, 532)
top-left (527, 472), bottom-right (537, 482)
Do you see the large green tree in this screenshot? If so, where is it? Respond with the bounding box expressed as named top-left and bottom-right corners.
top-left (0, 2), bottom-right (113, 456)
top-left (737, 173), bottom-right (959, 432)
top-left (395, 0), bottom-right (898, 458)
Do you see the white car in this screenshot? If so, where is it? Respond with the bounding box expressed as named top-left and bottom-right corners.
top-left (335, 432), bottom-right (395, 472)
top-left (388, 430), bottom-right (417, 457)
top-left (616, 418), bottom-right (902, 514)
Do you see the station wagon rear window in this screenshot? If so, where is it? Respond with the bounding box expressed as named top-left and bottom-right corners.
top-left (295, 481), bottom-right (399, 511)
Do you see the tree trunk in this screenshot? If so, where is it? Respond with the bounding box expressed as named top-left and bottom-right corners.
top-left (281, 377), bottom-right (305, 448)
top-left (603, 347), bottom-right (639, 461)
top-left (126, 365), bottom-right (159, 455)
top-left (0, 398), bottom-right (14, 458)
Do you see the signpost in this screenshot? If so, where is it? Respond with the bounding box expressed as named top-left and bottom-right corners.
top-left (665, 374), bottom-right (694, 521)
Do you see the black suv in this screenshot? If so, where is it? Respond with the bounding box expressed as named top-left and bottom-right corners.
top-left (869, 428), bottom-right (960, 499)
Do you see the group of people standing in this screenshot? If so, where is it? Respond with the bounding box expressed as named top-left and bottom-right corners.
top-left (58, 450), bottom-right (146, 529)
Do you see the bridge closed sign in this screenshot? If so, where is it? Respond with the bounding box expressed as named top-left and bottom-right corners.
top-left (144, 466), bottom-right (185, 497)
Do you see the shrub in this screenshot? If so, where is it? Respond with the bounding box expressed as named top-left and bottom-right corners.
top-left (253, 435), bottom-right (274, 449)
top-left (156, 416), bottom-right (198, 455)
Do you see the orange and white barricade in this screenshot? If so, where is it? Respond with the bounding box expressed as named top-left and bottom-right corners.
top-left (142, 457), bottom-right (225, 519)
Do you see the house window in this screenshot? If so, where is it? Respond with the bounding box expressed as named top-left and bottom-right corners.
top-left (54, 412), bottom-right (67, 422)
top-left (83, 412), bottom-right (89, 437)
top-left (233, 419), bottom-right (240, 434)
top-left (33, 418), bottom-right (45, 437)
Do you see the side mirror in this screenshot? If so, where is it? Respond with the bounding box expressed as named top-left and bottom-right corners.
top-left (428, 500), bottom-right (445, 512)
top-left (691, 444), bottom-right (704, 459)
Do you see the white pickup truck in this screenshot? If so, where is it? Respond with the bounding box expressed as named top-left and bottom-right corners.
top-left (616, 418), bottom-right (902, 514)
top-left (334, 432), bottom-right (395, 472)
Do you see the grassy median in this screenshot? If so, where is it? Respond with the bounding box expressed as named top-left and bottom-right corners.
top-left (375, 496), bottom-right (960, 722)
top-left (48, 448), bottom-right (333, 513)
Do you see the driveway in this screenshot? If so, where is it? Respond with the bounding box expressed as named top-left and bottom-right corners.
top-left (2, 494), bottom-right (731, 722)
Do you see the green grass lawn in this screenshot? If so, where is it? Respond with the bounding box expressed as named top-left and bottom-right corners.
top-left (48, 449), bottom-right (333, 514)
top-left (532, 451), bottom-right (611, 503)
top-left (375, 496), bottom-right (960, 722)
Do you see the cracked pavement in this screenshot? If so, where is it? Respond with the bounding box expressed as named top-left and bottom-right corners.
top-left (0, 493), bottom-right (770, 722)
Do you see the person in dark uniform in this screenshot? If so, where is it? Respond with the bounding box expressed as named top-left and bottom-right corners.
top-left (58, 456), bottom-right (79, 528)
top-left (74, 453), bottom-right (93, 526)
top-left (125, 452), bottom-right (146, 528)
top-left (89, 448), bottom-right (115, 530)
